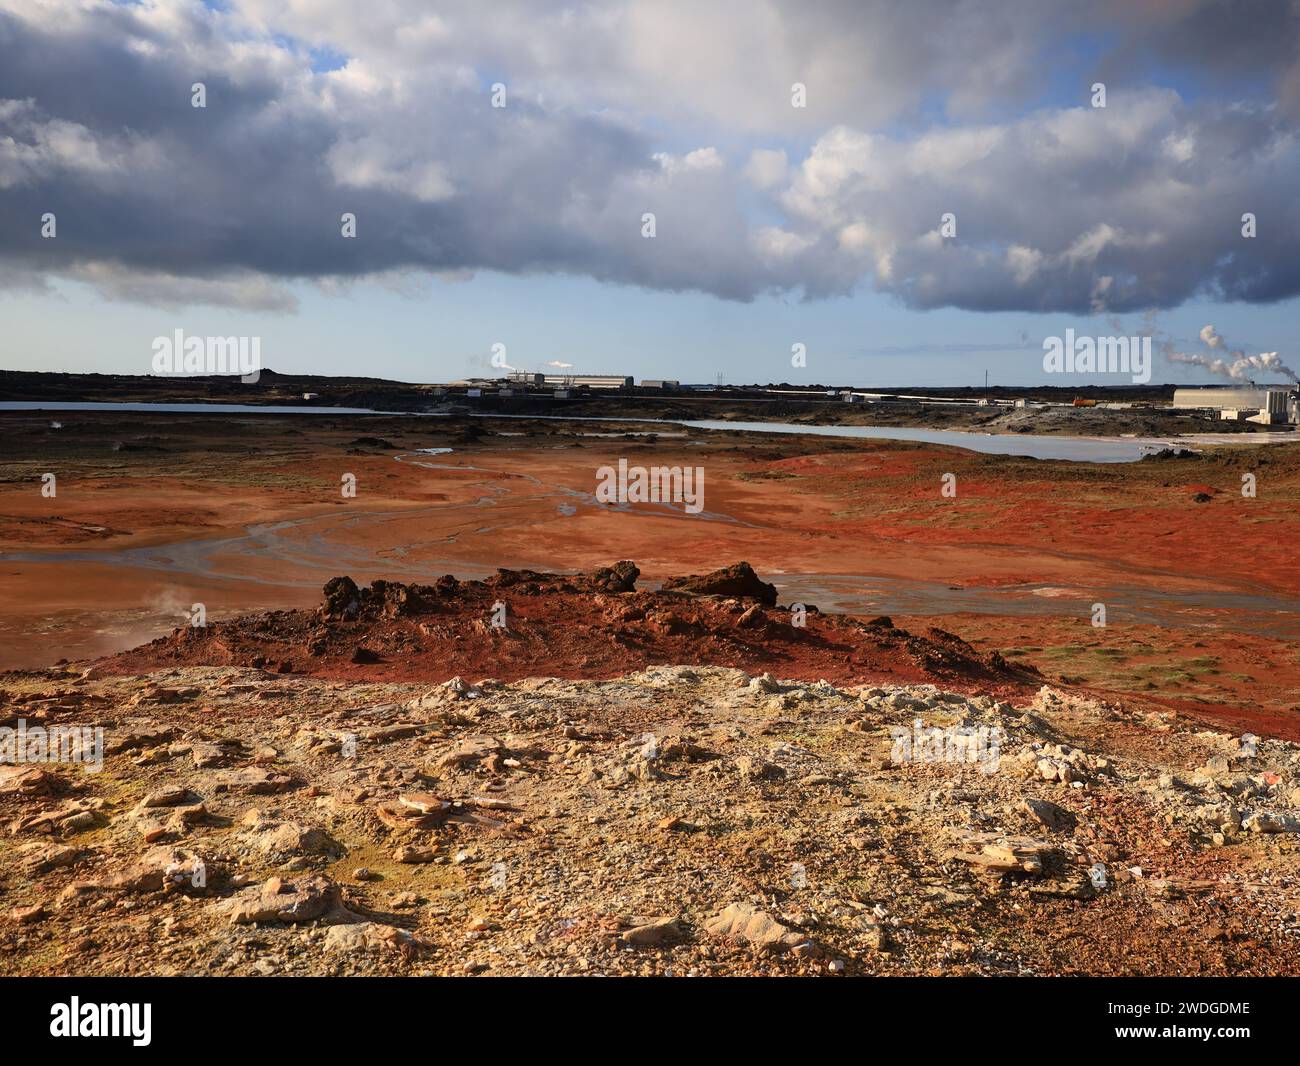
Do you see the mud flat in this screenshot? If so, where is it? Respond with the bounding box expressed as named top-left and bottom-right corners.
top-left (2, 409), bottom-right (1299, 738)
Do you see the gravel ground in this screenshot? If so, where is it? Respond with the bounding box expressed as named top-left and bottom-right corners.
top-left (4, 665), bottom-right (1300, 976)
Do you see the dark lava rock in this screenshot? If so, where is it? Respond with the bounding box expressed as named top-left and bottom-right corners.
top-left (368, 579), bottom-right (434, 618)
top-left (661, 562), bottom-right (777, 606)
top-left (590, 560), bottom-right (639, 593)
top-left (322, 576), bottom-right (361, 620)
top-left (321, 576), bottom-right (436, 620)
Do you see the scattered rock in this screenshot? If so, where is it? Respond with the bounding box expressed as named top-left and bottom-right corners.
top-left (0, 765), bottom-right (62, 797)
top-left (216, 767), bottom-right (297, 794)
top-left (704, 903), bottom-right (817, 954)
top-left (619, 916), bottom-right (684, 947)
top-left (1243, 811), bottom-right (1300, 834)
top-left (137, 786), bottom-right (192, 809)
top-left (1020, 797), bottom-right (1076, 833)
top-left (217, 876), bottom-right (340, 924)
top-left (324, 921), bottom-right (429, 959)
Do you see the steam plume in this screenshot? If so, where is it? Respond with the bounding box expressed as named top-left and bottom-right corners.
top-left (1167, 325), bottom-right (1297, 383)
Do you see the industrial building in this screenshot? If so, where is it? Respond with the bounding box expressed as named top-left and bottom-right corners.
top-left (507, 371), bottom-right (631, 389)
top-left (1172, 386), bottom-right (1298, 425)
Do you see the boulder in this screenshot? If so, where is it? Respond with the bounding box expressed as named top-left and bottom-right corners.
top-left (393, 845), bottom-right (437, 864)
top-left (137, 786), bottom-right (192, 809)
top-left (11, 903), bottom-right (47, 924)
top-left (661, 562), bottom-right (778, 606)
top-left (20, 842), bottom-right (81, 875)
top-left (240, 811), bottom-right (344, 859)
top-left (589, 560), bottom-right (639, 593)
top-left (61, 847), bottom-right (208, 902)
top-left (321, 576), bottom-right (361, 619)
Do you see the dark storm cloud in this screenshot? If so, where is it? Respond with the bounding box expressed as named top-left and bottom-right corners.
top-left (0, 0), bottom-right (1298, 313)
top-left (0, 5), bottom-right (345, 283)
top-left (0, 2), bottom-right (774, 306)
top-left (1098, 0), bottom-right (1300, 104)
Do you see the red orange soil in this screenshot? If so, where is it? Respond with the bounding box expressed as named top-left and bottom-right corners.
top-left (3, 411), bottom-right (1299, 737)
top-left (939, 611), bottom-right (1300, 742)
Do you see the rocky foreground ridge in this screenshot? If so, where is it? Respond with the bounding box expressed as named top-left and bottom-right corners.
top-left (4, 659), bottom-right (1300, 976)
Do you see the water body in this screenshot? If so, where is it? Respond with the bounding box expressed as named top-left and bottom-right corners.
top-left (466, 412), bottom-right (1300, 463)
top-left (5, 400), bottom-right (1298, 463)
top-left (675, 419), bottom-right (1152, 462)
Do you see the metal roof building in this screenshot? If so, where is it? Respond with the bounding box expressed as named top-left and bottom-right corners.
top-left (507, 371), bottom-right (631, 389)
top-left (1172, 386), bottom-right (1291, 413)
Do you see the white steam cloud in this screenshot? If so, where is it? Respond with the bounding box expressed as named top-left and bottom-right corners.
top-left (1167, 325), bottom-right (1297, 383)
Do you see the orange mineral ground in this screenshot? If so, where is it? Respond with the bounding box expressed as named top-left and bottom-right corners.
top-left (3, 410), bottom-right (1299, 737)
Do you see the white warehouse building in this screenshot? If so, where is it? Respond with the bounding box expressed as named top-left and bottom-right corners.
top-left (1172, 386), bottom-right (1297, 424)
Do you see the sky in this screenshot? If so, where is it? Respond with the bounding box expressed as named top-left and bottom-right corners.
top-left (1, 0), bottom-right (1299, 387)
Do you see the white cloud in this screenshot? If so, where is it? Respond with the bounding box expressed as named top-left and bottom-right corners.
top-left (0, 0), bottom-right (1298, 314)
top-left (744, 148), bottom-right (788, 190)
